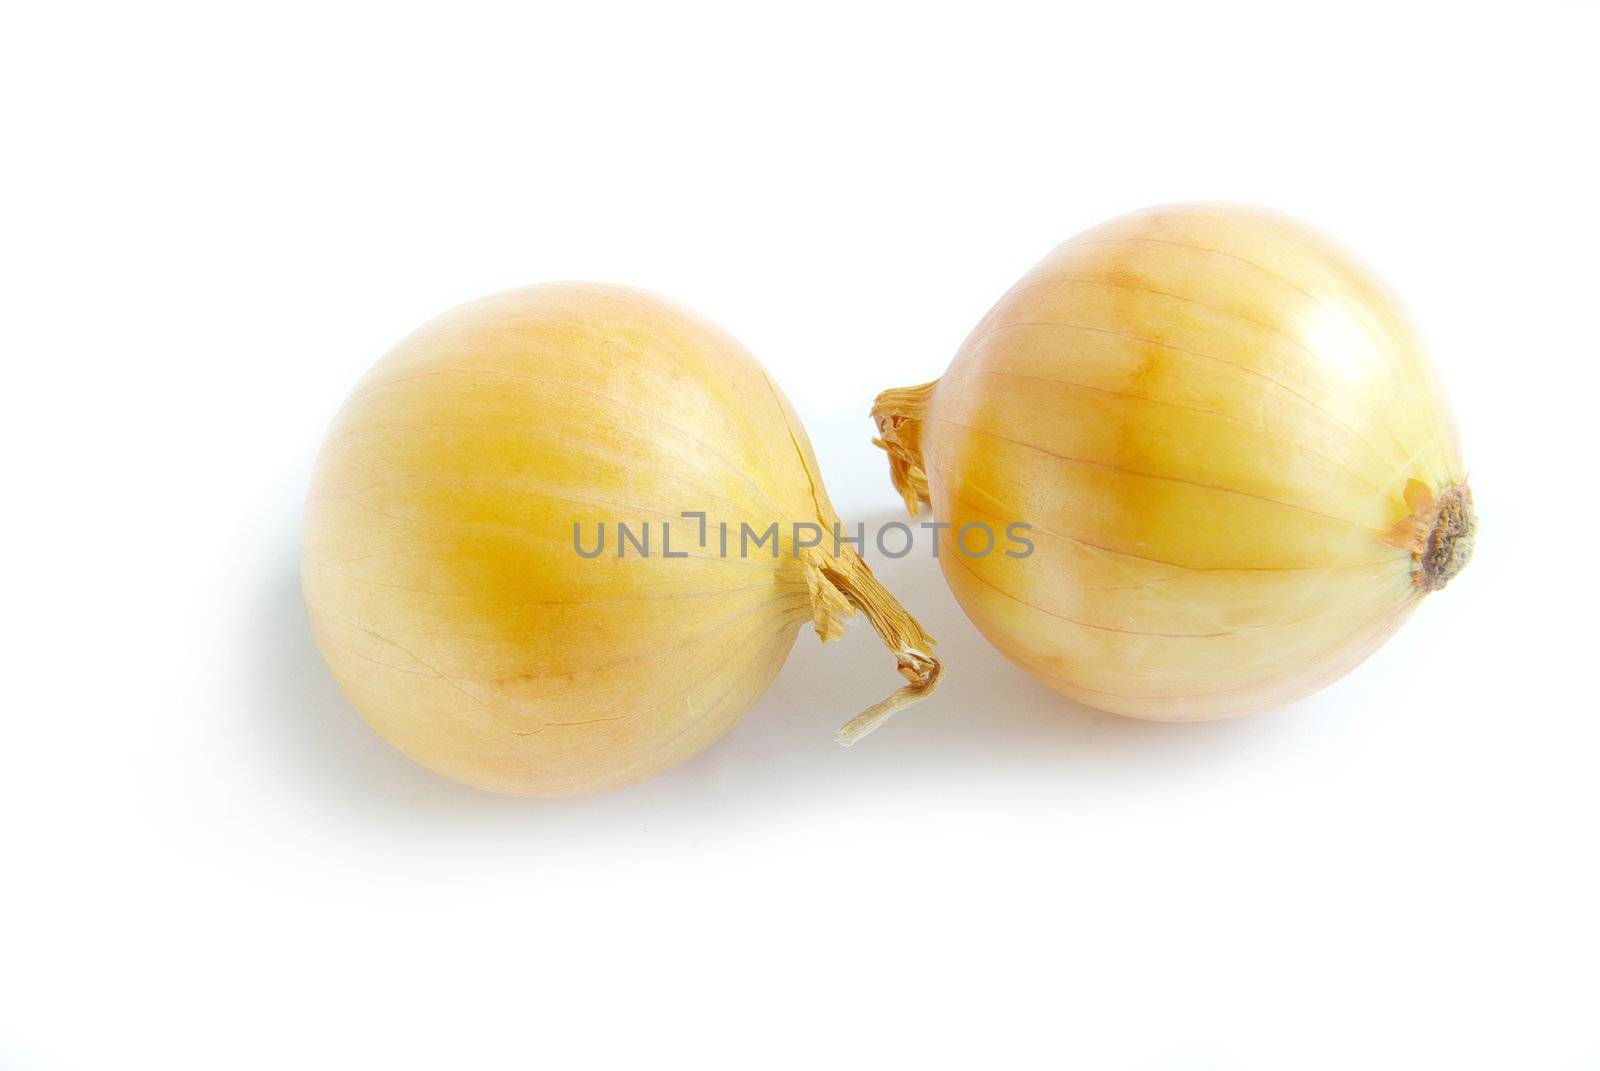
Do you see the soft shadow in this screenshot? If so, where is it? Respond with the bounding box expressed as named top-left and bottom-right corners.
top-left (246, 506), bottom-right (1293, 834)
top-left (248, 550), bottom-right (504, 817)
top-left (721, 508), bottom-right (1290, 797)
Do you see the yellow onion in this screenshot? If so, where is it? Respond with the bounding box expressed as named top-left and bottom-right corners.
top-left (303, 283), bottom-right (938, 796)
top-left (873, 203), bottom-right (1473, 720)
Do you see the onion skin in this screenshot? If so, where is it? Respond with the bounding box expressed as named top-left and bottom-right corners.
top-left (304, 284), bottom-right (936, 796)
top-left (874, 204), bottom-right (1473, 721)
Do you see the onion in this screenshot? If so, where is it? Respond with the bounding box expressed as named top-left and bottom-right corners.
top-left (872, 204), bottom-right (1473, 720)
top-left (303, 283), bottom-right (938, 796)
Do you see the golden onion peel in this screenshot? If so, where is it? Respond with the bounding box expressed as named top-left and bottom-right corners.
top-left (873, 204), bottom-right (1473, 721)
top-left (303, 283), bottom-right (938, 796)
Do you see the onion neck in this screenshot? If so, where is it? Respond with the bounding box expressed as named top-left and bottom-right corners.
top-left (803, 547), bottom-right (941, 745)
top-left (871, 381), bottom-right (937, 515)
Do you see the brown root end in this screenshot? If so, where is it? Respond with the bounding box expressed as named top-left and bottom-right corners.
top-left (1418, 483), bottom-right (1475, 592)
top-left (871, 381), bottom-right (937, 515)
top-left (802, 547), bottom-right (941, 745)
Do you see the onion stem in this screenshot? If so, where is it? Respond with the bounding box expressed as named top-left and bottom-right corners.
top-left (804, 547), bottom-right (941, 745)
top-left (871, 381), bottom-right (937, 515)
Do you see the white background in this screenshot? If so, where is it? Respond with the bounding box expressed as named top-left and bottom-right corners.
top-left (4, 2), bottom-right (1597, 1067)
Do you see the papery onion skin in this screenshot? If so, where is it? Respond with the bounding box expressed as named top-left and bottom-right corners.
top-left (303, 283), bottom-right (936, 797)
top-left (873, 204), bottom-right (1473, 721)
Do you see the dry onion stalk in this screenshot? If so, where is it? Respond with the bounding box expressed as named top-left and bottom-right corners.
top-left (303, 284), bottom-right (938, 796)
top-left (873, 203), bottom-right (1473, 720)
